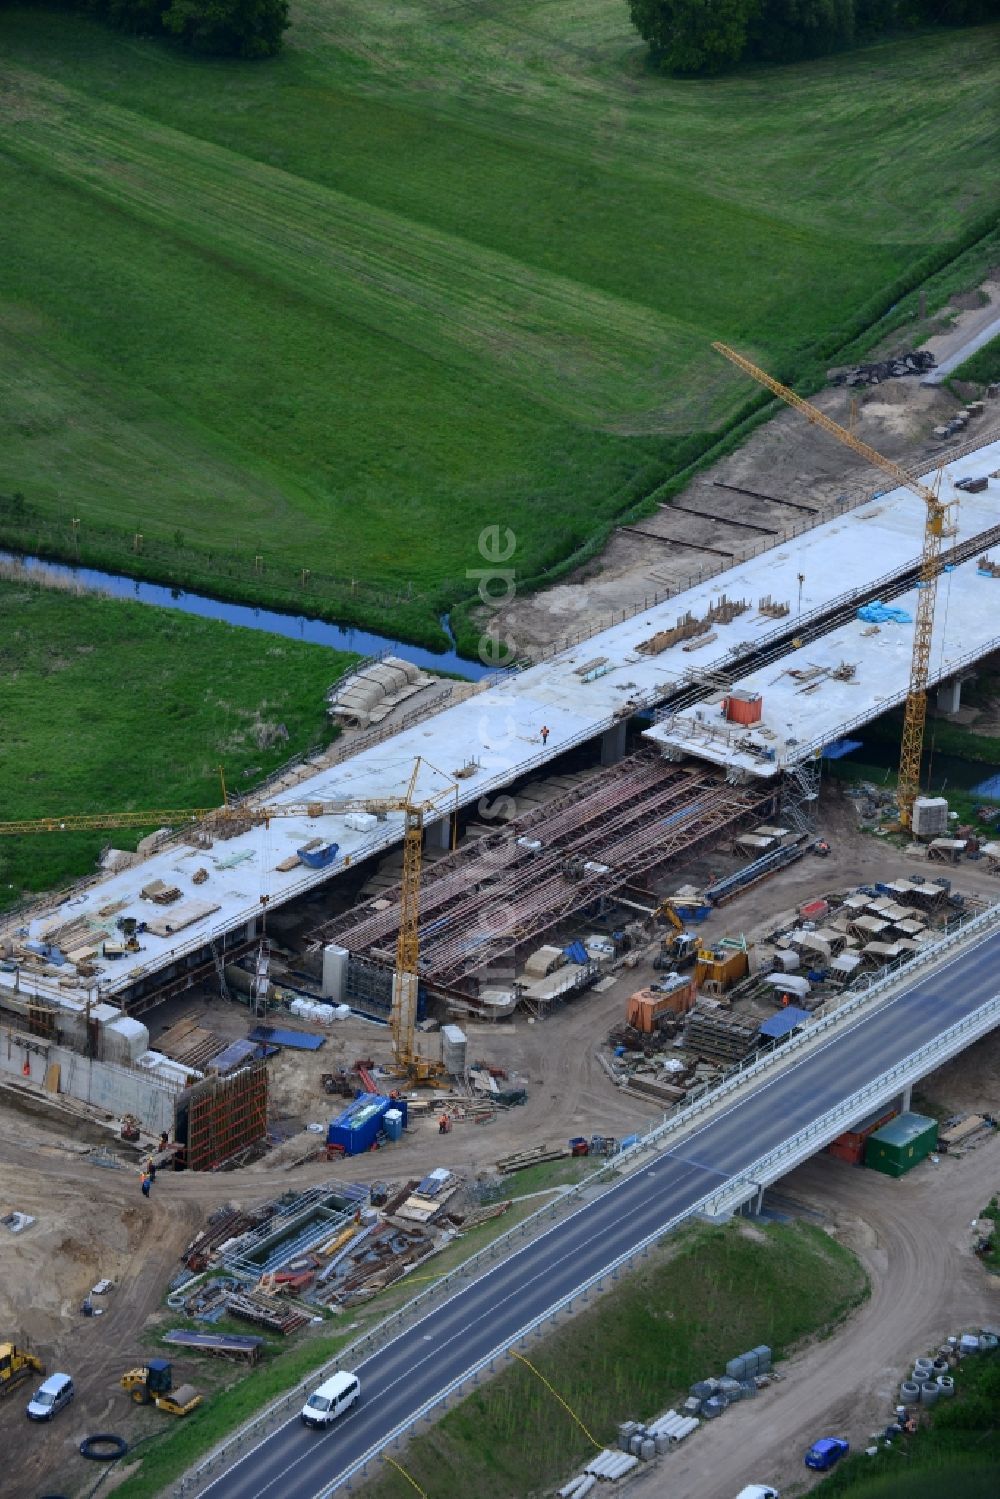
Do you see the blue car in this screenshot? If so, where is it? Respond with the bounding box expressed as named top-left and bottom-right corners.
top-left (804, 1437), bottom-right (849, 1471)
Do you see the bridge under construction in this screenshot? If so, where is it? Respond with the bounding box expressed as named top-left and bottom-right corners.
top-left (2, 435), bottom-right (999, 1026)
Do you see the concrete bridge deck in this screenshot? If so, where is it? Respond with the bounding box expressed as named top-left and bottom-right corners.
top-left (4, 438), bottom-right (998, 1005)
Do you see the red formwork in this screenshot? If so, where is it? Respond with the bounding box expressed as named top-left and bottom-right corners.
top-left (310, 752), bottom-right (775, 992)
top-left (180, 1059), bottom-right (269, 1172)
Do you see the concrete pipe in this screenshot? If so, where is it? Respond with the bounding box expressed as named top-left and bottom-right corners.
top-left (919, 1382), bottom-right (940, 1406)
top-left (913, 1357), bottom-right (934, 1375)
top-left (936, 1376), bottom-right (955, 1397)
top-left (899, 1381), bottom-right (921, 1403)
top-left (224, 964), bottom-right (255, 998)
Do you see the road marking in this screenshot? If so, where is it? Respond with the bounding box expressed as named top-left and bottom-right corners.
top-left (204, 1160), bottom-right (717, 1498)
top-left (200, 934), bottom-right (1000, 1498)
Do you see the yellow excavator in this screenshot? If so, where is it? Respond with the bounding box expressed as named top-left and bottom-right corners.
top-left (652, 899), bottom-right (700, 971)
top-left (0, 1342), bottom-right (45, 1399)
top-left (121, 1359), bottom-right (202, 1417)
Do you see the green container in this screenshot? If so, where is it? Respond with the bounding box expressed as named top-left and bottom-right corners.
top-left (864, 1111), bottom-right (938, 1178)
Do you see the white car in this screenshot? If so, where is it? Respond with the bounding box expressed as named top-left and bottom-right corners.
top-left (26, 1373), bottom-right (74, 1422)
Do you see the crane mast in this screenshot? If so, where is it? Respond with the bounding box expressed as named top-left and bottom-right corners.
top-left (712, 342), bottom-right (956, 828)
top-left (2, 757), bottom-right (456, 1080)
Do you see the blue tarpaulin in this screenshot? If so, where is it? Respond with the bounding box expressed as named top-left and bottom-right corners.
top-left (759, 1006), bottom-right (811, 1039)
top-left (208, 1038), bottom-right (258, 1074)
top-left (971, 772), bottom-right (1000, 801)
top-left (857, 601), bottom-right (912, 625)
top-left (822, 738), bottom-right (863, 761)
top-left (246, 1026), bottom-right (326, 1051)
top-left (564, 941), bottom-right (589, 964)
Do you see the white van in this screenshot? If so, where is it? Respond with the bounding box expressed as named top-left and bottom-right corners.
top-left (735, 1487), bottom-right (778, 1499)
top-left (300, 1370), bottom-right (361, 1429)
top-left (26, 1373), bottom-right (74, 1422)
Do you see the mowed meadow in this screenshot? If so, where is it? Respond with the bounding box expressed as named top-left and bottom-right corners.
top-left (0, 5), bottom-right (997, 635)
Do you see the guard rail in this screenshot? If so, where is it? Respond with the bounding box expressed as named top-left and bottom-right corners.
top-left (176, 899), bottom-right (1000, 1496)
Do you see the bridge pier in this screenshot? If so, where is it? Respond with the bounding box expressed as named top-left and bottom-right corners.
top-left (937, 679), bottom-right (962, 715)
top-left (426, 814), bottom-right (451, 852)
top-left (600, 720), bottom-right (628, 766)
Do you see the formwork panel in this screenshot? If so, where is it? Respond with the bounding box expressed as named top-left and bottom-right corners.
top-left (180, 1060), bottom-right (268, 1172)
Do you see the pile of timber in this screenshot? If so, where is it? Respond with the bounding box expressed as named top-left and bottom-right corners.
top-left (497, 1142), bottom-right (570, 1174)
top-left (624, 1074), bottom-right (688, 1107)
top-left (227, 1291), bottom-right (310, 1335)
top-left (683, 1004), bottom-right (758, 1063)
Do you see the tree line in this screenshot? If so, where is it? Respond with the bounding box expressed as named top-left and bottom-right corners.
top-left (627, 0), bottom-right (1000, 74)
top-left (0, 0), bottom-right (290, 58)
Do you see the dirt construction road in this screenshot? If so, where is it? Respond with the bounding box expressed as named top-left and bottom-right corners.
top-left (2, 789), bottom-right (997, 1497)
top-left (625, 1135), bottom-right (1000, 1499)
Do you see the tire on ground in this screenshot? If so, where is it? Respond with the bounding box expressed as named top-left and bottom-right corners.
top-left (79, 1433), bottom-right (128, 1461)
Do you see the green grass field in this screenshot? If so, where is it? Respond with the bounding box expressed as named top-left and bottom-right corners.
top-left (355, 1218), bottom-right (867, 1499)
top-left (816, 1352), bottom-right (999, 1499)
top-left (0, 574), bottom-right (354, 906)
top-left (0, 8), bottom-right (997, 638)
top-left (952, 332), bottom-right (1000, 386)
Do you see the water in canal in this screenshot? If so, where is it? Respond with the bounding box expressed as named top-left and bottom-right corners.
top-left (1, 550), bottom-right (488, 680)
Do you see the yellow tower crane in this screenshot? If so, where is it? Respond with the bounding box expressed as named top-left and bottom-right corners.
top-left (712, 342), bottom-right (957, 829)
top-left (0, 758), bottom-right (456, 1080)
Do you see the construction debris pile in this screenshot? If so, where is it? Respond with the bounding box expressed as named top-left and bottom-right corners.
top-left (829, 351), bottom-right (935, 386)
top-left (173, 1175), bottom-right (511, 1331)
top-left (600, 867), bottom-right (981, 1108)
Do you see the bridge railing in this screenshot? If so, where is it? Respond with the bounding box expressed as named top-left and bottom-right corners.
top-left (176, 900), bottom-right (1000, 1496)
top-left (712, 989), bottom-right (1000, 1208)
top-left (611, 896), bottom-right (1000, 1171)
top-left (310, 990), bottom-right (1000, 1497)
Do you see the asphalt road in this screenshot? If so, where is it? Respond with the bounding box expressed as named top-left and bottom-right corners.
top-left (922, 310), bottom-right (1000, 381)
top-left (203, 928), bottom-right (1000, 1499)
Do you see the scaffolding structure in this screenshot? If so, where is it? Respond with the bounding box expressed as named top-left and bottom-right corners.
top-left (781, 759), bottom-right (822, 833)
top-left (310, 754), bottom-right (774, 997)
top-left (178, 1059), bottom-right (268, 1172)
top-left (343, 953), bottom-right (396, 1017)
